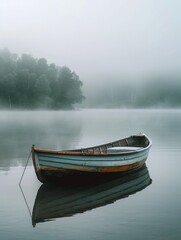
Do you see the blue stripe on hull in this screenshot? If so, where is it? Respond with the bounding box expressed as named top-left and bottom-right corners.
top-left (35, 149), bottom-right (149, 168)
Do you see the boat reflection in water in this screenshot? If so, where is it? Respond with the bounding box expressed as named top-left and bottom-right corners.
top-left (32, 164), bottom-right (152, 227)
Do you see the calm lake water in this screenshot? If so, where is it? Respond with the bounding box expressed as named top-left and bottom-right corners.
top-left (0, 109), bottom-right (180, 240)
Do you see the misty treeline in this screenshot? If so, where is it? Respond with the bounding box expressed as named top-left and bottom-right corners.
top-left (0, 49), bottom-right (84, 109)
top-left (84, 76), bottom-right (181, 108)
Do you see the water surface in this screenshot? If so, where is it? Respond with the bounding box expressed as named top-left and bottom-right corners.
top-left (0, 109), bottom-right (180, 240)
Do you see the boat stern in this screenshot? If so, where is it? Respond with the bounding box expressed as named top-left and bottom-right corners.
top-left (32, 145), bottom-right (46, 183)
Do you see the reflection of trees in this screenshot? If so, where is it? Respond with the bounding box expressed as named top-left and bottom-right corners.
top-left (0, 109), bottom-right (180, 169)
top-left (108, 109), bottom-right (181, 150)
top-left (0, 111), bottom-right (82, 168)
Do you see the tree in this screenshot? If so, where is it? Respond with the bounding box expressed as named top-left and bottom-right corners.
top-left (50, 66), bottom-right (84, 108)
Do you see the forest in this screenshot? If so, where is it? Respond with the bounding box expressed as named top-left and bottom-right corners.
top-left (0, 49), bottom-right (84, 109)
top-left (83, 75), bottom-right (181, 108)
top-left (1, 49), bottom-right (181, 109)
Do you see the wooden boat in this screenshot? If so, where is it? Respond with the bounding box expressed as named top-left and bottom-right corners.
top-left (32, 133), bottom-right (152, 183)
top-left (32, 165), bottom-right (152, 226)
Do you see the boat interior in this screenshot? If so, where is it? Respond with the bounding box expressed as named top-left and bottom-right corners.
top-left (73, 134), bottom-right (150, 155)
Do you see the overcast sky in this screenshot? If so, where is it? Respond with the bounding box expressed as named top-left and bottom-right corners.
top-left (1, 0), bottom-right (181, 81)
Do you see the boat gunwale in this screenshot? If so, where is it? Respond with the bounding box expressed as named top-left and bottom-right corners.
top-left (33, 134), bottom-right (152, 157)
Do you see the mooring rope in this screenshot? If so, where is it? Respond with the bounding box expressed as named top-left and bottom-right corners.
top-left (19, 184), bottom-right (32, 218)
top-left (19, 150), bottom-right (33, 219)
top-left (19, 150), bottom-right (32, 186)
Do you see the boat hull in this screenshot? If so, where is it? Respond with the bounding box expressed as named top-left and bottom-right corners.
top-left (32, 134), bottom-right (152, 182)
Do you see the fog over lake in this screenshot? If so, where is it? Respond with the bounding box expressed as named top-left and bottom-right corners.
top-left (0, 109), bottom-right (181, 240)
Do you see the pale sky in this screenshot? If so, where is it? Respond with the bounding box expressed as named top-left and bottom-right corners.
top-left (1, 0), bottom-right (181, 81)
